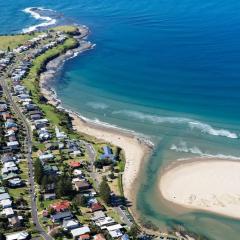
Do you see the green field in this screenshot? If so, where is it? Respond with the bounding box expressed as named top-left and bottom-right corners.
top-left (0, 33), bottom-right (38, 50)
top-left (50, 25), bottom-right (79, 34)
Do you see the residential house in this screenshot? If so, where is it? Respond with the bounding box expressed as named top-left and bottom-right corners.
top-left (39, 152), bottom-right (54, 163)
top-left (90, 203), bottom-right (104, 212)
top-left (51, 211), bottom-right (73, 223)
top-left (43, 193), bottom-right (56, 201)
top-left (37, 128), bottom-right (51, 141)
top-left (5, 119), bottom-right (17, 129)
top-left (69, 161), bottom-right (81, 168)
top-left (74, 180), bottom-right (90, 192)
top-left (79, 234), bottom-right (90, 240)
top-left (62, 219), bottom-right (80, 230)
top-left (0, 192), bottom-right (10, 201)
top-left (2, 207), bottom-right (14, 217)
top-left (8, 215), bottom-right (22, 227)
top-left (1, 162), bottom-right (19, 175)
top-left (30, 114), bottom-right (42, 121)
top-left (5, 231), bottom-right (29, 240)
top-left (70, 226), bottom-right (90, 239)
top-left (95, 216), bottom-right (115, 227)
top-left (93, 234), bottom-right (106, 240)
top-left (7, 141), bottom-right (19, 150)
top-left (100, 146), bottom-right (115, 161)
top-left (43, 165), bottom-right (58, 175)
top-left (0, 199), bottom-right (12, 208)
top-left (51, 200), bottom-right (70, 212)
top-left (73, 169), bottom-right (83, 177)
top-left (8, 178), bottom-right (23, 188)
top-left (45, 142), bottom-right (59, 151)
top-left (92, 211), bottom-right (106, 221)
top-left (104, 224), bottom-right (123, 238)
top-left (1, 154), bottom-right (17, 164)
top-left (55, 126), bottom-right (67, 140)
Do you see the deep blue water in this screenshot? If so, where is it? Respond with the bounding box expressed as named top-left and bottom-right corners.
top-left (1, 0), bottom-right (240, 239)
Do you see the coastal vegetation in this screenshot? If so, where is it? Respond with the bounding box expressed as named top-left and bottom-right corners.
top-left (50, 25), bottom-right (79, 35)
top-left (0, 33), bottom-right (38, 50)
top-left (99, 177), bottom-right (111, 204)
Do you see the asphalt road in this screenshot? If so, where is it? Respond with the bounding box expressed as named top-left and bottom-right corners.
top-left (0, 68), bottom-right (52, 240)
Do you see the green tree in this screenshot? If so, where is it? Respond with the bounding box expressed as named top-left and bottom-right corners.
top-left (0, 232), bottom-right (6, 240)
top-left (41, 175), bottom-right (48, 191)
top-left (99, 177), bottom-right (111, 204)
top-left (128, 225), bottom-right (139, 239)
top-left (34, 158), bottom-right (44, 185)
top-left (73, 194), bottom-right (87, 207)
top-left (56, 176), bottom-right (72, 198)
top-left (0, 216), bottom-right (8, 230)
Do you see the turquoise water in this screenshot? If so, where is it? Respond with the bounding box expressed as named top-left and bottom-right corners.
top-left (1, 1), bottom-right (240, 239)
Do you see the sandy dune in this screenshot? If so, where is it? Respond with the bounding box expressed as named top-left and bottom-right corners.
top-left (159, 159), bottom-right (240, 219)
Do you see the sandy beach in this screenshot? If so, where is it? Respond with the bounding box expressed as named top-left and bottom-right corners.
top-left (70, 114), bottom-right (152, 203)
top-left (159, 158), bottom-right (240, 219)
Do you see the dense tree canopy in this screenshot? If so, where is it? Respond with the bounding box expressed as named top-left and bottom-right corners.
top-left (99, 177), bottom-right (111, 204)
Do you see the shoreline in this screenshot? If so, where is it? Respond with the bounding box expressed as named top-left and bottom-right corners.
top-left (39, 25), bottom-right (154, 229)
top-left (159, 157), bottom-right (240, 220)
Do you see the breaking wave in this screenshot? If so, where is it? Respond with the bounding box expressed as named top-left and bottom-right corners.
top-left (22, 7), bottom-right (57, 33)
top-left (112, 110), bottom-right (238, 139)
top-left (86, 102), bottom-right (109, 110)
top-left (170, 141), bottom-right (240, 160)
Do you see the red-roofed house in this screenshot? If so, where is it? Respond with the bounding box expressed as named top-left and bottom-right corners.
top-left (9, 127), bottom-right (18, 132)
top-left (79, 234), bottom-right (90, 240)
top-left (42, 210), bottom-right (49, 217)
top-left (2, 113), bottom-right (12, 121)
top-left (51, 200), bottom-right (70, 212)
top-left (69, 161), bottom-right (81, 168)
top-left (91, 203), bottom-right (104, 212)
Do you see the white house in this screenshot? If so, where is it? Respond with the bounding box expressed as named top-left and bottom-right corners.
top-left (62, 219), bottom-right (80, 230)
top-left (6, 231), bottom-right (29, 240)
top-left (0, 199), bottom-right (12, 208)
top-left (2, 207), bottom-right (14, 217)
top-left (70, 226), bottom-right (90, 239)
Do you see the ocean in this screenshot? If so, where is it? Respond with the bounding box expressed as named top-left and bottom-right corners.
top-left (1, 0), bottom-right (240, 239)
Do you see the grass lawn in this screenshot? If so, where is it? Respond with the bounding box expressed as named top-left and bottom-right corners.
top-left (76, 208), bottom-right (92, 224)
top-left (108, 209), bottom-right (123, 224)
top-left (37, 198), bottom-right (56, 211)
top-left (19, 160), bottom-right (29, 180)
top-left (50, 25), bottom-right (78, 34)
top-left (109, 177), bottom-right (121, 196)
top-left (0, 33), bottom-right (39, 50)
top-left (8, 187), bottom-right (30, 202)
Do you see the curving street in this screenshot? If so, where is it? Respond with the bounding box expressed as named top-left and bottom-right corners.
top-left (0, 69), bottom-right (52, 240)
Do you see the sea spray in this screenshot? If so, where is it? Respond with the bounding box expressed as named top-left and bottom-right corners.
top-left (170, 141), bottom-right (240, 160)
top-left (86, 102), bottom-right (109, 110)
top-left (112, 110), bottom-right (238, 139)
top-left (22, 7), bottom-right (57, 33)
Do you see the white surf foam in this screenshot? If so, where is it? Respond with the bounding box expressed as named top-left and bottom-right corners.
top-left (170, 141), bottom-right (240, 160)
top-left (113, 110), bottom-right (238, 139)
top-left (22, 7), bottom-right (57, 33)
top-left (86, 102), bottom-right (109, 110)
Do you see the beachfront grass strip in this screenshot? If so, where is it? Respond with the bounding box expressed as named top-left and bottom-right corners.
top-left (50, 25), bottom-right (79, 34)
top-left (22, 37), bottom-right (78, 131)
top-left (21, 32), bottom-right (99, 145)
top-left (0, 33), bottom-right (39, 50)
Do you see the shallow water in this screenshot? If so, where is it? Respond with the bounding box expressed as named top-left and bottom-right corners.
top-left (2, 1), bottom-right (240, 239)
